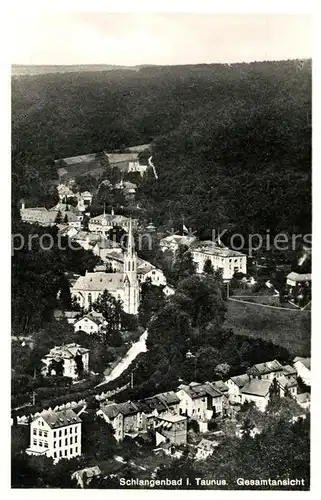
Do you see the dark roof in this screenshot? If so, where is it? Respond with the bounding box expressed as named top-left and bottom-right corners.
top-left (154, 391), bottom-right (180, 406)
top-left (99, 403), bottom-right (120, 420)
top-left (247, 360), bottom-right (283, 376)
top-left (143, 397), bottom-right (167, 412)
top-left (282, 365), bottom-right (297, 376)
top-left (117, 401), bottom-right (140, 416)
top-left (229, 374), bottom-right (249, 388)
top-left (39, 409), bottom-right (81, 429)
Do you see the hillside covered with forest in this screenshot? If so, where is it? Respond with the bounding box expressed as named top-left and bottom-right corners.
top-left (12, 60), bottom-right (311, 238)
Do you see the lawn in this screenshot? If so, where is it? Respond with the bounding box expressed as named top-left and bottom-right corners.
top-left (225, 299), bottom-right (311, 357)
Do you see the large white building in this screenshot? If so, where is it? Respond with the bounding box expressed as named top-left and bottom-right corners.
top-left (26, 409), bottom-right (82, 462)
top-left (71, 219), bottom-right (140, 315)
top-left (191, 241), bottom-right (247, 281)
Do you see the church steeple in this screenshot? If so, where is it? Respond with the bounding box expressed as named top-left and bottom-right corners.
top-left (123, 217), bottom-right (139, 315)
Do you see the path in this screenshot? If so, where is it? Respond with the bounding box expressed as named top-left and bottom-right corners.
top-left (95, 330), bottom-right (148, 387)
top-left (229, 297), bottom-right (310, 312)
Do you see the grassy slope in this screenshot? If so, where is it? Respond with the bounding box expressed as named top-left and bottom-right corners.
top-left (225, 299), bottom-right (311, 357)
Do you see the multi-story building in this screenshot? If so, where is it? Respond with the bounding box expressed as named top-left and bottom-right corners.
top-left (154, 413), bottom-right (187, 446)
top-left (240, 379), bottom-right (272, 412)
top-left (247, 360), bottom-right (284, 380)
top-left (176, 382), bottom-right (224, 419)
top-left (41, 343), bottom-right (90, 380)
top-left (191, 240), bottom-right (247, 281)
top-left (88, 208), bottom-right (138, 236)
top-left (26, 409), bottom-right (82, 462)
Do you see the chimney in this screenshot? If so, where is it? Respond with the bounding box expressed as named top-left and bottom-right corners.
top-left (21, 200), bottom-right (25, 210)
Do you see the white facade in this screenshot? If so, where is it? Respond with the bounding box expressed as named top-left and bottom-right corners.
top-left (128, 161), bottom-right (148, 176)
top-left (191, 244), bottom-right (247, 281)
top-left (293, 358), bottom-right (311, 386)
top-left (26, 411), bottom-right (82, 462)
top-left (41, 344), bottom-right (89, 380)
top-left (176, 389), bottom-right (208, 418)
top-left (74, 315), bottom-right (103, 335)
top-left (240, 392), bottom-right (270, 412)
top-left (138, 267), bottom-right (167, 286)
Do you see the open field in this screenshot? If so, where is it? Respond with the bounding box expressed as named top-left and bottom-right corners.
top-left (225, 299), bottom-right (311, 357)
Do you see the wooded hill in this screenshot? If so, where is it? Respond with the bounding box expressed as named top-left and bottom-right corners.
top-left (12, 59), bottom-right (311, 238)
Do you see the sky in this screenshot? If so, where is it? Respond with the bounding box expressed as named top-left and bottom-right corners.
top-left (11, 12), bottom-right (311, 66)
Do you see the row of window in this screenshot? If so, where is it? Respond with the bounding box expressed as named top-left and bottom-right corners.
top-left (53, 427), bottom-right (78, 438)
top-left (33, 429), bottom-right (48, 437)
top-left (53, 436), bottom-right (78, 447)
top-left (33, 439), bottom-right (48, 448)
top-left (53, 447), bottom-right (78, 459)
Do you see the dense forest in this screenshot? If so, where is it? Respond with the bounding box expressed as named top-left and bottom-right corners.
top-left (12, 59), bottom-right (311, 238)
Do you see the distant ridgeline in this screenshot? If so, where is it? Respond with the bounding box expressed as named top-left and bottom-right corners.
top-left (12, 59), bottom-right (311, 236)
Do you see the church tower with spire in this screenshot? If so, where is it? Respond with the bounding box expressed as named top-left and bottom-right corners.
top-left (123, 218), bottom-right (139, 315)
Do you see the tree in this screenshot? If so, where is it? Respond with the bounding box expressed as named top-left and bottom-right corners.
top-left (203, 258), bottom-right (214, 274)
top-left (74, 354), bottom-right (84, 378)
top-left (138, 278), bottom-right (165, 327)
top-left (55, 209), bottom-right (62, 224)
top-left (172, 274), bottom-right (226, 331)
top-left (172, 245), bottom-right (196, 282)
top-left (63, 213), bottom-right (68, 223)
top-left (48, 359), bottom-right (64, 377)
top-left (92, 290), bottom-right (123, 344)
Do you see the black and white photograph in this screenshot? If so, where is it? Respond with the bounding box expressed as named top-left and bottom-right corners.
top-left (10, 3), bottom-right (312, 491)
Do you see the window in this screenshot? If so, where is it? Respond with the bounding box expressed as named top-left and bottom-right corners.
top-left (75, 447), bottom-right (78, 453)
top-left (53, 441), bottom-right (56, 448)
top-left (39, 441), bottom-right (43, 447)
top-left (64, 450), bottom-right (67, 457)
top-left (59, 430), bottom-right (62, 437)
top-left (53, 452), bottom-right (57, 458)
top-left (59, 451), bottom-right (62, 457)
top-left (59, 439), bottom-right (61, 447)
top-left (65, 429), bottom-right (67, 436)
top-left (70, 448), bottom-right (73, 455)
top-left (70, 427), bottom-right (72, 434)
top-left (53, 431), bottom-right (56, 438)
top-left (33, 429), bottom-right (37, 436)
top-left (74, 436), bottom-right (78, 443)
top-left (70, 437), bottom-right (73, 445)
top-left (65, 438), bottom-right (68, 445)
top-left (43, 431), bottom-right (48, 437)
top-left (33, 439), bottom-right (37, 446)
top-left (38, 430), bottom-right (42, 437)
top-left (44, 442), bottom-right (48, 448)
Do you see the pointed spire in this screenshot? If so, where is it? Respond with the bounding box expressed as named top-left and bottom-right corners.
top-left (127, 217), bottom-right (135, 256)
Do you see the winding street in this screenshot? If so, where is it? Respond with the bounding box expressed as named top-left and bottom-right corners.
top-left (95, 330), bottom-right (148, 388)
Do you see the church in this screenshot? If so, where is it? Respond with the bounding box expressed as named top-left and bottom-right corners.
top-left (71, 219), bottom-right (140, 315)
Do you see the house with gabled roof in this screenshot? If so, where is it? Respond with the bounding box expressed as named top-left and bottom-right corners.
top-left (26, 409), bottom-right (82, 461)
top-left (293, 357), bottom-right (311, 386)
top-left (41, 343), bottom-right (89, 380)
top-left (276, 375), bottom-right (298, 398)
top-left (176, 382), bottom-right (224, 419)
top-left (247, 359), bottom-right (284, 380)
top-left (226, 374), bottom-right (250, 404)
top-left (74, 311), bottom-right (106, 335)
top-left (97, 400), bottom-right (143, 441)
top-left (240, 379), bottom-right (272, 412)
